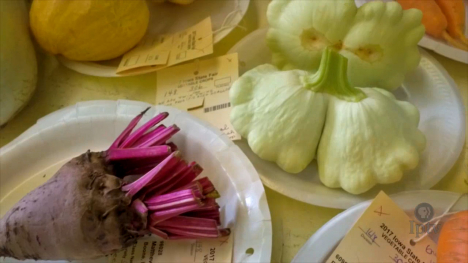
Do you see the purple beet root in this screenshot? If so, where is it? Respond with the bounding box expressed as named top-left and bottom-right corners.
top-left (0, 110), bottom-right (229, 260)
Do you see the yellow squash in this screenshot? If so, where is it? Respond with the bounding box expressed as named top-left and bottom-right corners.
top-left (30, 0), bottom-right (150, 61)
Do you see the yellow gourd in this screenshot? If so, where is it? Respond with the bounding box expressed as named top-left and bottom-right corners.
top-left (30, 0), bottom-right (150, 61)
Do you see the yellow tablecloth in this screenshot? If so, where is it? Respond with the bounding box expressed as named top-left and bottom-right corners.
top-left (0, 1), bottom-right (466, 262)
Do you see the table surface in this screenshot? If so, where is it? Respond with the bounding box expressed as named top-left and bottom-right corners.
top-left (0, 1), bottom-right (466, 262)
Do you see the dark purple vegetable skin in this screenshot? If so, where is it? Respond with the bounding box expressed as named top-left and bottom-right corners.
top-left (0, 151), bottom-right (146, 260)
top-left (0, 109), bottom-right (228, 260)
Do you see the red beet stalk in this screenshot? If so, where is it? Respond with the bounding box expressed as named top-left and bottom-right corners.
top-left (107, 108), bottom-right (229, 239)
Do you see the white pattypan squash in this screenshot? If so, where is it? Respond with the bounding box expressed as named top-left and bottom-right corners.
top-left (318, 88), bottom-right (426, 194)
top-left (230, 48), bottom-right (426, 194)
top-left (0, 0), bottom-right (37, 125)
top-left (230, 65), bottom-right (329, 173)
top-left (267, 0), bottom-right (425, 91)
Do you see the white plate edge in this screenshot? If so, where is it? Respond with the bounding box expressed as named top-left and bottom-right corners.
top-left (0, 100), bottom-right (272, 263)
top-left (228, 28), bottom-right (467, 209)
top-left (291, 190), bottom-right (467, 263)
top-left (58, 0), bottom-right (251, 78)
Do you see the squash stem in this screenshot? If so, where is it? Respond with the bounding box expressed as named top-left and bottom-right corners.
top-left (302, 48), bottom-right (366, 102)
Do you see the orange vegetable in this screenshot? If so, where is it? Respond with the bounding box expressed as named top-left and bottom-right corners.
top-left (396, 0), bottom-right (468, 50)
top-left (435, 0), bottom-right (468, 45)
top-left (437, 210), bottom-right (468, 263)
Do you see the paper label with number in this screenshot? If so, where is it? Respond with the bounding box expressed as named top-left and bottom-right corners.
top-left (326, 191), bottom-right (437, 263)
top-left (108, 235), bottom-right (233, 263)
top-left (117, 17), bottom-right (213, 75)
top-left (155, 53), bottom-right (240, 140)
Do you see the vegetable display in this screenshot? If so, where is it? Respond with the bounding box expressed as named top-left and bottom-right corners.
top-left (230, 48), bottom-right (426, 194)
top-left (29, 0), bottom-right (150, 61)
top-left (437, 210), bottom-right (468, 263)
top-left (0, 110), bottom-right (228, 260)
top-left (397, 0), bottom-right (468, 51)
top-left (0, 0), bottom-right (37, 126)
top-left (267, 0), bottom-right (424, 91)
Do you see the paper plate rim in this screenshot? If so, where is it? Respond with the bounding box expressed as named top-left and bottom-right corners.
top-left (291, 190), bottom-right (468, 263)
top-left (0, 100), bottom-right (272, 263)
top-left (228, 27), bottom-right (466, 209)
top-left (58, 0), bottom-right (250, 78)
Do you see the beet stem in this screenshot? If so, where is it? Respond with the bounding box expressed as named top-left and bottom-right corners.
top-left (120, 112), bottom-right (169, 148)
top-left (137, 125), bottom-right (180, 148)
top-left (122, 152), bottom-right (181, 197)
top-left (107, 146), bottom-right (171, 161)
top-left (109, 108), bottom-right (149, 149)
top-left (133, 125), bottom-right (166, 147)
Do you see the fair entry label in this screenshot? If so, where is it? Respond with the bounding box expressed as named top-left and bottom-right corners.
top-left (155, 53), bottom-right (240, 140)
top-left (109, 234), bottom-right (233, 263)
top-left (117, 17), bottom-right (213, 75)
top-left (326, 191), bottom-right (437, 263)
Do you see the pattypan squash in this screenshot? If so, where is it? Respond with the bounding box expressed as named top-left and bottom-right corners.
top-left (230, 48), bottom-right (426, 194)
top-left (267, 0), bottom-right (425, 91)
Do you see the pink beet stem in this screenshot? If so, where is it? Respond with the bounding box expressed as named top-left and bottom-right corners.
top-left (191, 199), bottom-right (220, 212)
top-left (133, 125), bottom-right (166, 147)
top-left (147, 198), bottom-right (201, 212)
top-left (156, 227), bottom-right (220, 238)
top-left (149, 203), bottom-right (203, 224)
top-left (182, 182), bottom-right (204, 198)
top-left (138, 125), bottom-right (180, 148)
top-left (184, 210), bottom-right (221, 224)
top-left (107, 146), bottom-right (171, 161)
top-left (178, 177), bottom-right (215, 195)
top-left (155, 216), bottom-right (218, 231)
top-left (145, 189), bottom-right (203, 211)
top-left (152, 162), bottom-right (202, 196)
top-left (166, 142), bottom-right (178, 152)
top-left (167, 163), bottom-right (203, 192)
top-left (122, 152), bottom-right (181, 197)
top-left (149, 227), bottom-right (169, 239)
top-left (199, 178), bottom-right (215, 194)
top-left (131, 199), bottom-right (148, 215)
top-left (120, 112), bottom-right (169, 148)
top-left (141, 161), bottom-right (189, 195)
top-left (109, 107), bottom-right (149, 149)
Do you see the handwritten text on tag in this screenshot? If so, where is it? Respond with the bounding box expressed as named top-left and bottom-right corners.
top-left (326, 191), bottom-right (437, 263)
top-left (156, 53), bottom-right (240, 140)
top-left (117, 17), bottom-right (213, 75)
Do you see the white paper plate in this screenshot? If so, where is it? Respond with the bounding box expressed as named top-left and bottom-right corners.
top-left (0, 100), bottom-right (271, 263)
top-left (291, 191), bottom-right (468, 263)
top-left (355, 0), bottom-right (468, 64)
top-left (58, 0), bottom-right (250, 77)
top-left (228, 28), bottom-right (466, 209)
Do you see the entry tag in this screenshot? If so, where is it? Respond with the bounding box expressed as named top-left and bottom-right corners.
top-left (155, 53), bottom-right (240, 140)
top-left (108, 234), bottom-right (233, 263)
top-left (326, 191), bottom-right (437, 263)
top-left (117, 17), bottom-right (213, 75)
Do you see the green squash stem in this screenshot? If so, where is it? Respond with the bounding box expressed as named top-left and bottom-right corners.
top-left (302, 48), bottom-right (367, 102)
